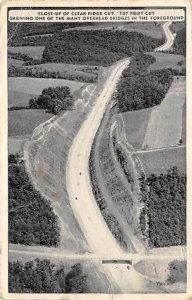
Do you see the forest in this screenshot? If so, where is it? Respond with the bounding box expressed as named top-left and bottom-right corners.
top-left (41, 30), bottom-right (162, 66)
top-left (29, 86), bottom-right (73, 114)
top-left (9, 155), bottom-right (60, 246)
top-left (139, 167), bottom-right (186, 248)
top-left (9, 259), bottom-right (88, 293)
top-left (171, 28), bottom-right (186, 56)
top-left (8, 65), bottom-right (97, 83)
top-left (116, 54), bottom-right (173, 112)
top-left (8, 22), bottom-right (92, 46)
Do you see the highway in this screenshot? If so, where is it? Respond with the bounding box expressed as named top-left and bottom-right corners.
top-left (66, 60), bottom-right (130, 257)
top-left (65, 59), bottom-right (168, 292)
top-left (155, 21), bottom-right (176, 52)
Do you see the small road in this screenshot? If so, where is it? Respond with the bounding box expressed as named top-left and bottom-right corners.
top-left (155, 21), bottom-right (176, 52)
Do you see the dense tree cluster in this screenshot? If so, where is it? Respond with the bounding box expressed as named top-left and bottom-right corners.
top-left (139, 167), bottom-right (186, 248)
top-left (166, 260), bottom-right (187, 284)
top-left (9, 155), bottom-right (60, 246)
top-left (9, 259), bottom-right (88, 293)
top-left (41, 30), bottom-right (162, 66)
top-left (8, 65), bottom-right (97, 83)
top-left (116, 54), bottom-right (173, 112)
top-left (171, 28), bottom-right (186, 56)
top-left (29, 86), bottom-right (73, 114)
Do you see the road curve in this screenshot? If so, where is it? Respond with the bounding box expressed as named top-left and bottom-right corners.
top-left (66, 60), bottom-right (130, 257)
top-left (155, 21), bottom-right (176, 52)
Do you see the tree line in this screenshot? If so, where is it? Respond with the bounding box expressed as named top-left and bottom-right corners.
top-left (139, 167), bottom-right (186, 248)
top-left (9, 259), bottom-right (88, 293)
top-left (29, 86), bottom-right (73, 115)
top-left (8, 65), bottom-right (97, 83)
top-left (9, 154), bottom-right (60, 246)
top-left (116, 54), bottom-right (173, 112)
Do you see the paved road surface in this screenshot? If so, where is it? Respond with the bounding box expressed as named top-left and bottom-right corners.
top-left (155, 21), bottom-right (176, 52)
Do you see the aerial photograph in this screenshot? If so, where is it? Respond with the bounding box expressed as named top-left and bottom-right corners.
top-left (7, 8), bottom-right (186, 294)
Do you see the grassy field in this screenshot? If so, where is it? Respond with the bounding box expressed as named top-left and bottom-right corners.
top-left (142, 77), bottom-right (186, 149)
top-left (9, 46), bottom-right (45, 59)
top-left (62, 22), bottom-right (164, 39)
top-left (138, 146), bottom-right (186, 175)
top-left (8, 90), bottom-right (36, 107)
top-left (8, 58), bottom-right (24, 67)
top-left (147, 52), bottom-right (186, 71)
top-left (8, 109), bottom-right (53, 137)
top-left (120, 22), bottom-right (164, 39)
top-left (171, 21), bottom-right (186, 33)
top-left (118, 108), bottom-right (151, 150)
top-left (8, 77), bottom-right (85, 95)
top-left (8, 136), bottom-right (30, 154)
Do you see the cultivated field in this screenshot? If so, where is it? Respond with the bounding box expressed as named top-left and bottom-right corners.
top-left (142, 77), bottom-right (186, 149)
top-left (9, 46), bottom-right (45, 59)
top-left (8, 109), bottom-right (53, 137)
top-left (118, 108), bottom-right (151, 150)
top-left (138, 146), bottom-right (186, 175)
top-left (8, 77), bottom-right (85, 95)
top-left (8, 90), bottom-right (36, 107)
top-left (147, 52), bottom-right (186, 71)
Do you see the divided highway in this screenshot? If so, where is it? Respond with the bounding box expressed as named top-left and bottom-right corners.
top-left (66, 60), bottom-right (130, 257)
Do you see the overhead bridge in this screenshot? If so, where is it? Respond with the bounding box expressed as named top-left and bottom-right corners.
top-left (102, 259), bottom-right (132, 265)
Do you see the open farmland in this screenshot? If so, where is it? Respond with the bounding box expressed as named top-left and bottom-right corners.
top-left (9, 46), bottom-right (45, 59)
top-left (119, 22), bottom-right (164, 39)
top-left (8, 77), bottom-right (85, 95)
top-left (117, 108), bottom-right (151, 150)
top-left (8, 109), bottom-right (53, 137)
top-left (138, 146), bottom-right (186, 175)
top-left (8, 90), bottom-right (36, 107)
top-left (147, 52), bottom-right (185, 71)
top-left (142, 77), bottom-right (185, 149)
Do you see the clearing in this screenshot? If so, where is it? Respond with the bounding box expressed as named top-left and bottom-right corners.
top-left (8, 109), bottom-right (53, 137)
top-left (8, 136), bottom-right (30, 154)
top-left (8, 77), bottom-right (85, 95)
top-left (62, 22), bottom-right (164, 39)
top-left (142, 77), bottom-right (185, 149)
top-left (147, 52), bottom-right (185, 71)
top-left (8, 46), bottom-right (45, 60)
top-left (117, 108), bottom-right (152, 150)
top-left (138, 146), bottom-right (186, 175)
top-left (8, 58), bottom-right (24, 67)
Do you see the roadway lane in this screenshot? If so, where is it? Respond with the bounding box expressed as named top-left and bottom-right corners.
top-left (155, 21), bottom-right (176, 52)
